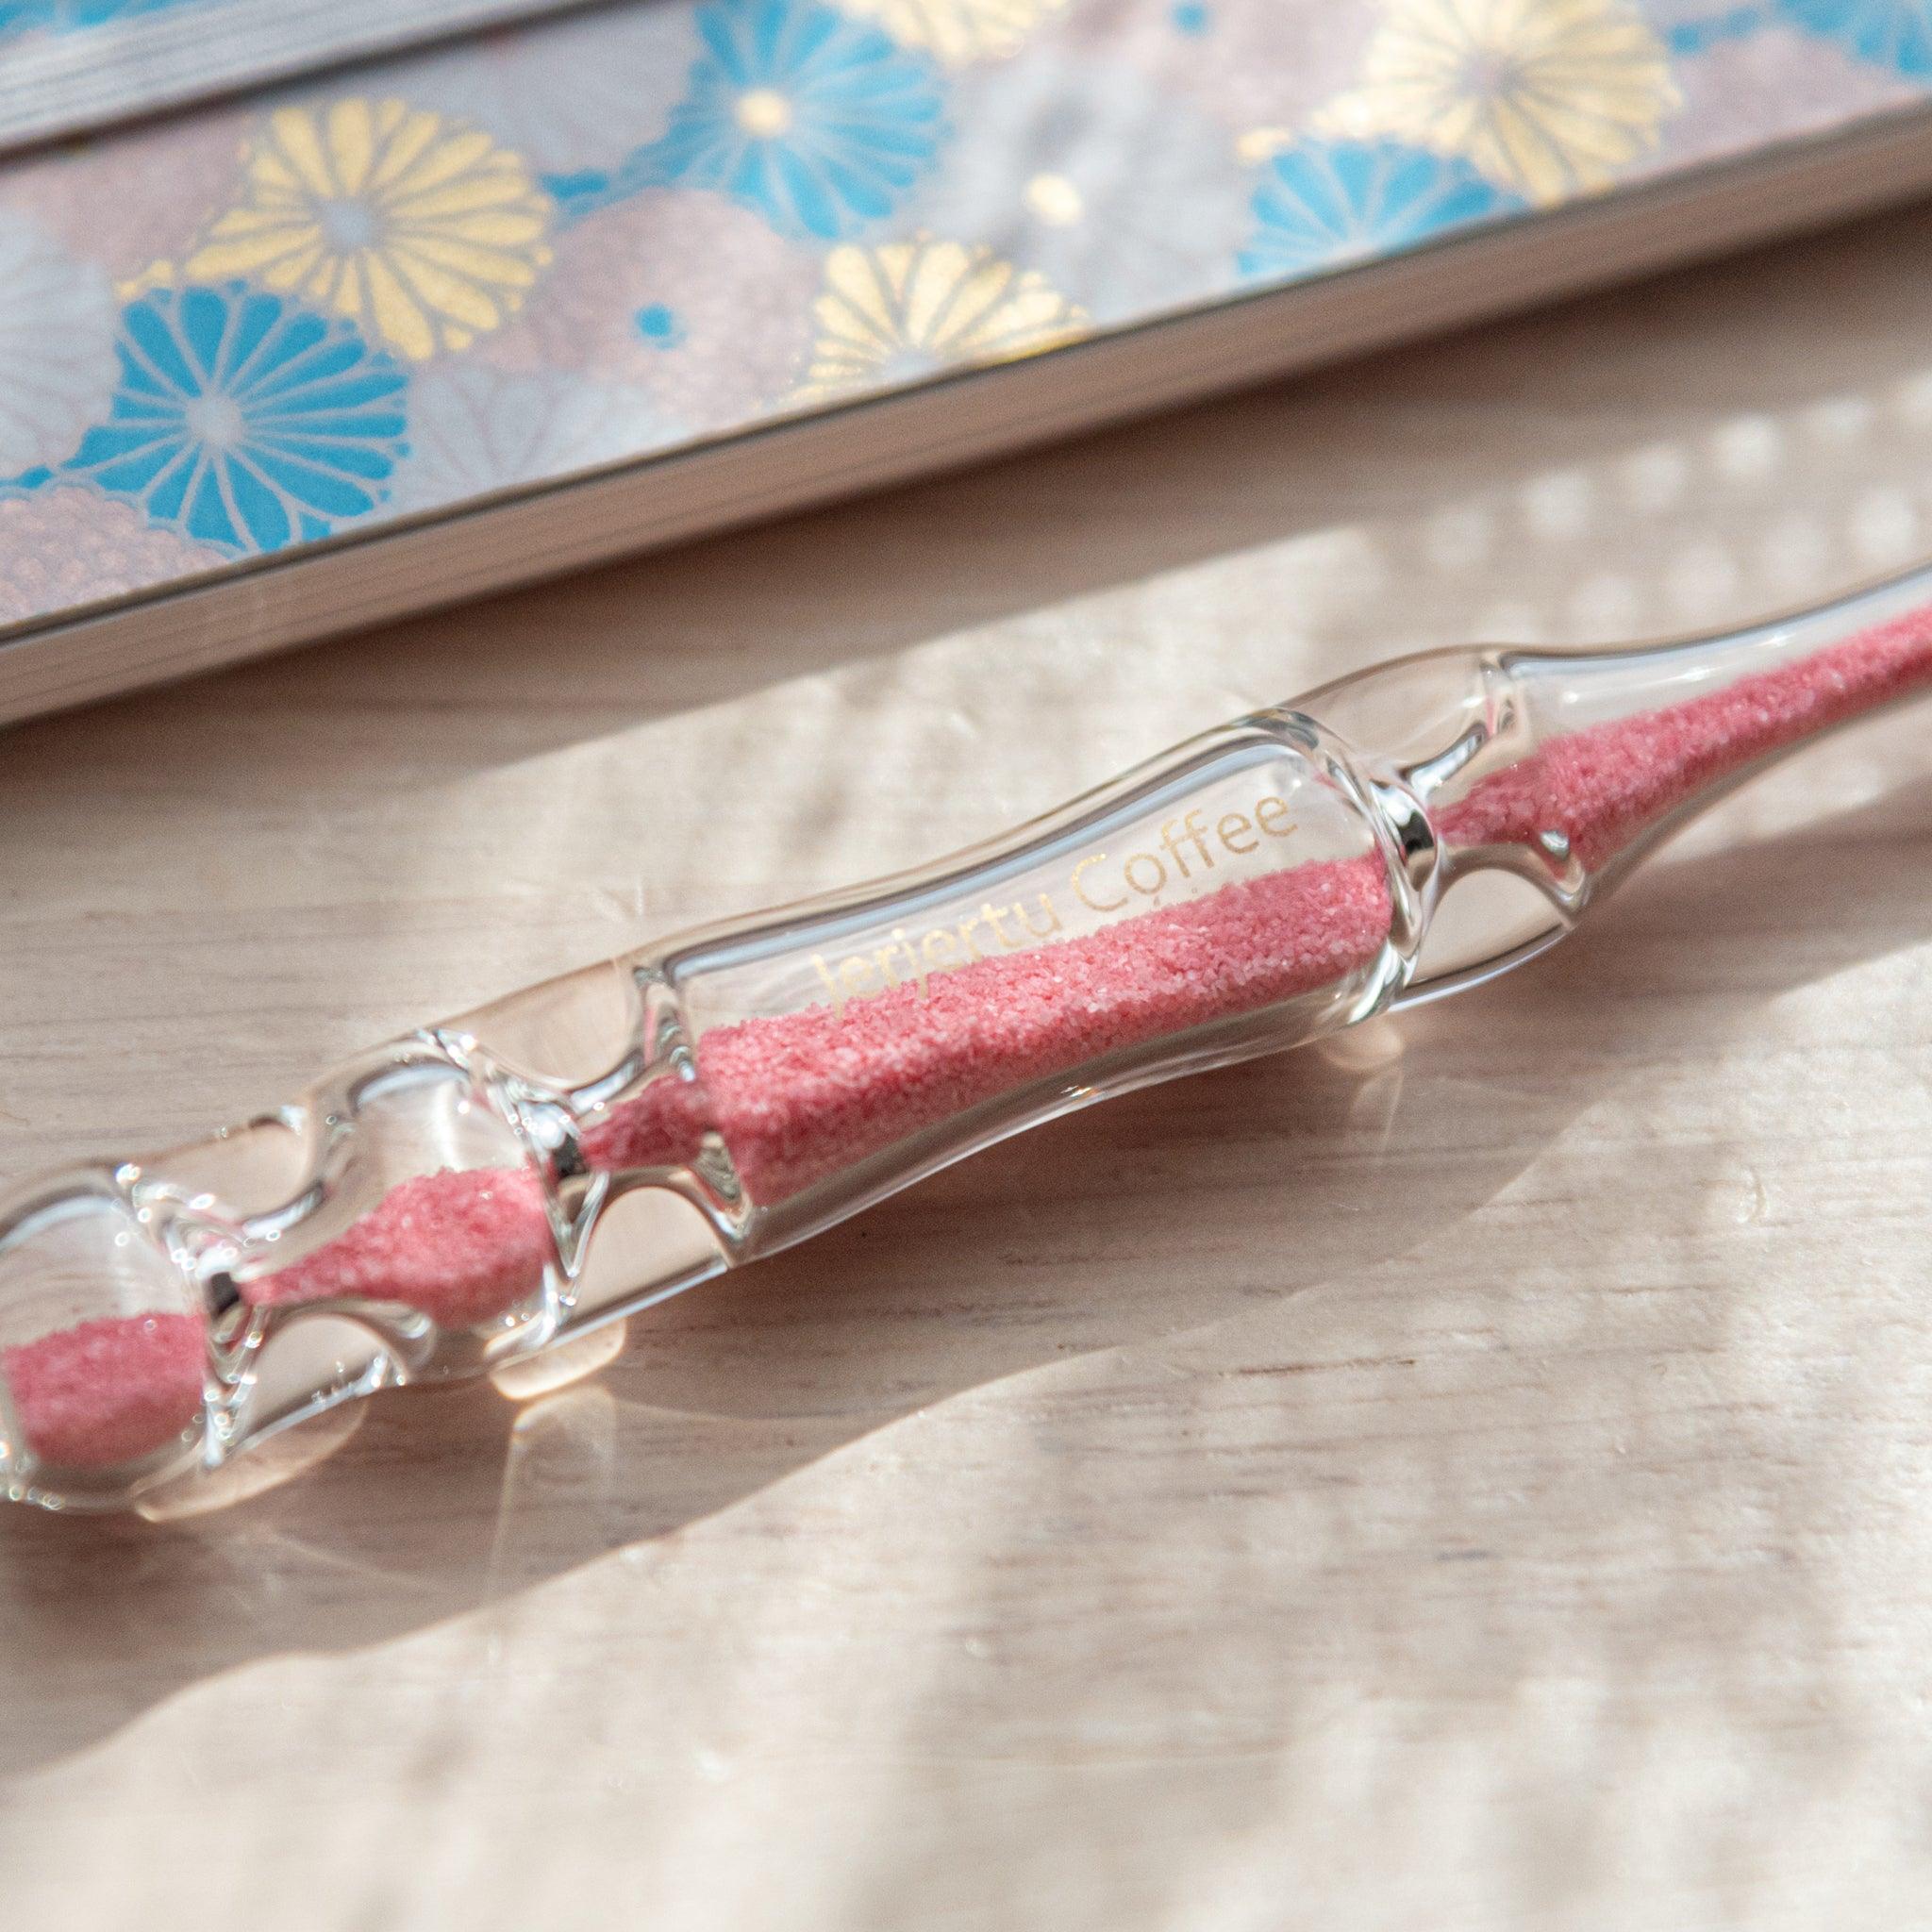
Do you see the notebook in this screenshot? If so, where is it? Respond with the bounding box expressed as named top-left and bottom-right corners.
top-left (3, 0), bottom-right (1932, 721)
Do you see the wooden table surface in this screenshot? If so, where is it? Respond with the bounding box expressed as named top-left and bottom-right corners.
top-left (6, 200), bottom-right (1932, 1929)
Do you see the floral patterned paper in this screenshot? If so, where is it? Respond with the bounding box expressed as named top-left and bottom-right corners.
top-left (1, 0), bottom-right (1929, 636)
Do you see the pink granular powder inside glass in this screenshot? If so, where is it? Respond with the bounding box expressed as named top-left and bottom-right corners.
top-left (2, 1312), bottom-right (204, 1472)
top-left (241, 1167), bottom-right (556, 1327)
top-left (0, 855), bottom-right (1391, 1472)
top-left (11, 600), bottom-right (1932, 1474)
top-left (1440, 605), bottom-right (1932, 868)
top-left (584, 853), bottom-right (1395, 1201)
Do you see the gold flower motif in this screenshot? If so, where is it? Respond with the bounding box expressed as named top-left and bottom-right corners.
top-left (835, 0), bottom-right (1067, 66)
top-left (181, 98), bottom-right (554, 359)
top-left (795, 240), bottom-right (1086, 401)
top-left (1321, 0), bottom-right (1679, 205)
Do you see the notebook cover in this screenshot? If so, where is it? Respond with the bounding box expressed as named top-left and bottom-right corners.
top-left (0, 0), bottom-right (591, 153)
top-left (1, 0), bottom-right (1929, 677)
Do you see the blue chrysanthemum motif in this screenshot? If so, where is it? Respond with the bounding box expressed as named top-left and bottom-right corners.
top-left (1239, 139), bottom-right (1517, 284)
top-left (641, 0), bottom-right (947, 240)
top-left (59, 283), bottom-right (408, 555)
top-left (1658, 5), bottom-right (1770, 57)
top-left (0, 0), bottom-right (206, 34)
top-left (1775, 0), bottom-right (1932, 72)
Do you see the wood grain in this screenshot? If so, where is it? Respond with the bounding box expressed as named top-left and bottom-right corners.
top-left (4, 203), bottom-right (1932, 1929)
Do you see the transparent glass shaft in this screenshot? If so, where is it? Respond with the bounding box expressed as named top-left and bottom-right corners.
top-left (6, 561), bottom-right (1931, 1511)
